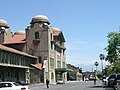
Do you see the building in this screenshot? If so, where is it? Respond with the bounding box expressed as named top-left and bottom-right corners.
top-left (67, 64), bottom-right (82, 81)
top-left (0, 20), bottom-right (38, 83)
top-left (82, 71), bottom-right (95, 81)
top-left (25, 15), bottom-right (67, 83)
top-left (0, 15), bottom-right (67, 84)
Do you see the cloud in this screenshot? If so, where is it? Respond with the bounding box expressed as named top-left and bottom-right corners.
top-left (65, 39), bottom-right (108, 71)
top-left (66, 39), bottom-right (107, 58)
top-left (66, 57), bottom-right (95, 65)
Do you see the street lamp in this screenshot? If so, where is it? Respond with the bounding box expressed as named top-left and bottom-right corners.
top-left (99, 54), bottom-right (105, 75)
top-left (94, 61), bottom-right (99, 73)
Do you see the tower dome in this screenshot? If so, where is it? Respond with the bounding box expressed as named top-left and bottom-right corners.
top-left (14, 30), bottom-right (25, 35)
top-left (52, 27), bottom-right (61, 31)
top-left (0, 19), bottom-right (9, 27)
top-left (31, 15), bottom-right (50, 24)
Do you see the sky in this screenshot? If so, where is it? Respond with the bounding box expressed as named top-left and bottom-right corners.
top-left (0, 0), bottom-right (120, 71)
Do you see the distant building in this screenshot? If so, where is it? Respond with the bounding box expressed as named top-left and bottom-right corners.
top-left (82, 71), bottom-right (95, 81)
top-left (67, 64), bottom-right (82, 81)
top-left (0, 15), bottom-right (67, 84)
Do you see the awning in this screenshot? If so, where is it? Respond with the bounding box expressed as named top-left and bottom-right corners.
top-left (55, 68), bottom-right (73, 73)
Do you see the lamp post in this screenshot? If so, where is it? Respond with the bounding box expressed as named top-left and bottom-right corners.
top-left (94, 61), bottom-right (99, 78)
top-left (99, 54), bottom-right (105, 75)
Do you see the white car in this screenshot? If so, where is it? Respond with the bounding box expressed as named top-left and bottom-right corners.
top-left (57, 79), bottom-right (65, 84)
top-left (0, 82), bottom-right (29, 90)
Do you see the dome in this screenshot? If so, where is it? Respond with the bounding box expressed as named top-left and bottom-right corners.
top-left (14, 30), bottom-right (25, 35)
top-left (0, 19), bottom-right (9, 27)
top-left (31, 15), bottom-right (50, 24)
top-left (52, 27), bottom-right (61, 31)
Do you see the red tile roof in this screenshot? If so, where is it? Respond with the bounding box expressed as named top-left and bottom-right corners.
top-left (0, 44), bottom-right (37, 58)
top-left (31, 64), bottom-right (43, 70)
top-left (3, 34), bottom-right (26, 44)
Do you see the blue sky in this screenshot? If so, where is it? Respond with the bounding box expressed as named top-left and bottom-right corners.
top-left (0, 0), bottom-right (120, 71)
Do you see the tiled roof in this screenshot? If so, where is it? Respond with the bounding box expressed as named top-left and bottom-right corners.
top-left (3, 34), bottom-right (26, 44)
top-left (53, 30), bottom-right (61, 36)
top-left (0, 44), bottom-right (37, 58)
top-left (67, 64), bottom-right (79, 70)
top-left (31, 64), bottom-right (43, 70)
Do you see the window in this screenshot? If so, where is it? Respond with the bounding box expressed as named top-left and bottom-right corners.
top-left (51, 73), bottom-right (54, 79)
top-left (10, 54), bottom-right (13, 64)
top-left (62, 62), bottom-right (65, 68)
top-left (57, 61), bottom-right (61, 68)
top-left (38, 57), bottom-right (42, 63)
top-left (0, 52), bottom-right (2, 63)
top-left (4, 52), bottom-right (8, 63)
top-left (35, 32), bottom-right (40, 39)
top-left (2, 52), bottom-right (5, 63)
top-left (55, 46), bottom-right (61, 53)
top-left (51, 33), bottom-right (52, 40)
top-left (50, 58), bottom-right (54, 69)
top-left (51, 33), bottom-right (53, 50)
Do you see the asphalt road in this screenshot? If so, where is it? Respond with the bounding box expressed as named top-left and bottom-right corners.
top-left (30, 80), bottom-right (114, 90)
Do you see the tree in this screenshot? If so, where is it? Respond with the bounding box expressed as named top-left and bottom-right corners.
top-left (105, 32), bottom-right (120, 74)
top-left (105, 32), bottom-right (120, 64)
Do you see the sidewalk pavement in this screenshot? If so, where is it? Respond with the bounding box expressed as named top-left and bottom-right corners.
top-left (30, 80), bottom-right (82, 87)
top-left (29, 81), bottom-right (81, 90)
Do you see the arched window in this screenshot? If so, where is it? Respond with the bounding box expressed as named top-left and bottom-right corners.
top-left (35, 32), bottom-right (39, 39)
top-left (51, 73), bottom-right (54, 79)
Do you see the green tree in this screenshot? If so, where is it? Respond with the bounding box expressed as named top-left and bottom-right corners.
top-left (105, 32), bottom-right (120, 64)
top-left (105, 32), bottom-right (120, 74)
top-left (112, 60), bottom-right (120, 73)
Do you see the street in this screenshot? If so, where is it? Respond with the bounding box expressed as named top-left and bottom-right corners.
top-left (29, 80), bottom-right (114, 90)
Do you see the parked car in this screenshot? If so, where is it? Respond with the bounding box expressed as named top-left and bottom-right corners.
top-left (85, 78), bottom-right (89, 81)
top-left (115, 80), bottom-right (120, 90)
top-left (102, 76), bottom-right (106, 83)
top-left (107, 74), bottom-right (120, 87)
top-left (17, 81), bottom-right (30, 86)
top-left (57, 79), bottom-right (65, 84)
top-left (102, 76), bottom-right (109, 85)
top-left (0, 82), bottom-right (30, 90)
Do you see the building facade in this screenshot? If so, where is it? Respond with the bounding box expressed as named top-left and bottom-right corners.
top-left (25, 15), bottom-right (67, 83)
top-left (0, 15), bottom-right (67, 84)
top-left (0, 19), bottom-right (42, 83)
top-left (0, 44), bottom-right (38, 83)
top-left (67, 64), bottom-right (82, 81)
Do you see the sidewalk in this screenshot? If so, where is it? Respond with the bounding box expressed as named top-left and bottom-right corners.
top-left (30, 80), bottom-right (81, 86)
top-left (29, 81), bottom-right (82, 89)
top-left (66, 80), bottom-right (82, 83)
top-left (29, 83), bottom-right (45, 88)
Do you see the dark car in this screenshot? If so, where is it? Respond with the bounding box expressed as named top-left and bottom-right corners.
top-left (108, 74), bottom-right (120, 87)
